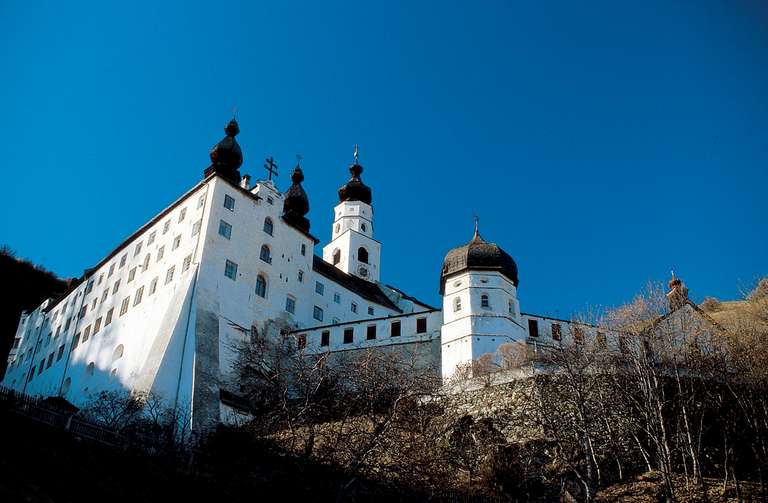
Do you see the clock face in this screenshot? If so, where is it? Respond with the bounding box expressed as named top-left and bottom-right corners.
top-left (358, 265), bottom-right (369, 278)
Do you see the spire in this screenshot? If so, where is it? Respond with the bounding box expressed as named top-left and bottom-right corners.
top-left (205, 118), bottom-right (243, 185)
top-left (472, 215), bottom-right (482, 241)
top-left (338, 144), bottom-right (372, 204)
top-left (282, 156), bottom-right (311, 232)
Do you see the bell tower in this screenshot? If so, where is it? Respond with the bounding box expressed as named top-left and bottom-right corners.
top-left (322, 146), bottom-right (381, 282)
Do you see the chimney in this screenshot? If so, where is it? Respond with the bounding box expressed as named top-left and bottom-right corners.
top-left (666, 271), bottom-right (689, 311)
top-left (240, 174), bottom-right (251, 190)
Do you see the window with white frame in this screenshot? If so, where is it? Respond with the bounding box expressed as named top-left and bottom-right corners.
top-left (224, 260), bottom-right (238, 280)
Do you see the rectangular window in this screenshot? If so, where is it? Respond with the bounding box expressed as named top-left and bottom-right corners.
top-left (391, 321), bottom-right (401, 337)
top-left (343, 328), bottom-right (354, 344)
top-left (55, 326), bottom-right (61, 338)
top-left (128, 267), bottom-right (136, 282)
top-left (366, 325), bottom-right (376, 340)
top-left (134, 241), bottom-right (143, 257)
top-left (182, 255), bottom-right (192, 272)
top-left (142, 253), bottom-right (150, 271)
top-left (551, 323), bottom-right (561, 341)
top-left (97, 273), bottom-right (103, 285)
top-left (416, 317), bottom-right (427, 334)
top-left (298, 270), bottom-right (304, 283)
top-left (172, 235), bottom-right (181, 250)
top-left (573, 327), bottom-right (584, 344)
top-left (120, 297), bottom-right (130, 316)
top-left (163, 219), bottom-right (170, 234)
top-left (165, 266), bottom-right (175, 284)
top-left (321, 330), bottom-right (330, 347)
top-left (79, 305), bottom-right (87, 319)
top-left (108, 263), bottom-right (115, 277)
top-left (82, 325), bottom-right (91, 342)
top-left (91, 298), bottom-right (97, 310)
top-left (528, 319), bottom-right (539, 338)
top-left (149, 277), bottom-right (158, 295)
top-left (119, 254), bottom-right (127, 268)
top-left (148, 231), bottom-right (156, 245)
top-left (297, 334), bottom-right (307, 350)
top-left (93, 317), bottom-right (102, 334)
top-left (105, 308), bottom-right (114, 326)
top-left (224, 194), bottom-right (235, 211)
top-left (57, 344), bottom-right (65, 361)
top-left (197, 194), bottom-right (205, 208)
top-left (101, 289), bottom-right (108, 303)
top-left (367, 307), bottom-right (374, 315)
top-left (112, 279), bottom-right (121, 294)
top-left (224, 260), bottom-right (238, 280)
top-left (192, 219), bottom-right (202, 236)
top-left (65, 317), bottom-right (71, 330)
top-left (218, 220), bottom-right (232, 239)
top-left (351, 302), bottom-right (358, 313)
top-left (85, 279), bottom-right (94, 294)
top-left (301, 244), bottom-right (306, 256)
top-left (38, 359), bottom-right (45, 375)
top-left (157, 245), bottom-right (165, 261)
top-left (315, 281), bottom-right (324, 295)
top-left (333, 292), bottom-right (341, 304)
top-left (178, 207), bottom-right (186, 222)
top-left (285, 296), bottom-right (296, 314)
top-left (313, 306), bottom-right (324, 322)
top-left (46, 353), bottom-right (54, 369)
top-left (133, 286), bottom-right (144, 306)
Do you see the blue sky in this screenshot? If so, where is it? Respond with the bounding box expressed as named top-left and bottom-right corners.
top-left (1, 1), bottom-right (766, 317)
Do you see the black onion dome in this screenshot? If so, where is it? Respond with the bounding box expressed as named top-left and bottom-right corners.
top-left (282, 167), bottom-right (311, 232)
top-left (440, 230), bottom-right (519, 294)
top-left (205, 119), bottom-right (243, 185)
top-left (338, 163), bottom-right (372, 204)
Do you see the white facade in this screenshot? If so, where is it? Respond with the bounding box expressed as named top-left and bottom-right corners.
top-left (322, 200), bottom-right (381, 282)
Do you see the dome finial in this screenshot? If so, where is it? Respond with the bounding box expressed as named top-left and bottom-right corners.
top-left (354, 144), bottom-right (359, 165)
top-left (473, 215), bottom-right (480, 239)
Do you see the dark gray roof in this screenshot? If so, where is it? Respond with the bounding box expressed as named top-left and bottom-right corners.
top-left (440, 231), bottom-right (519, 293)
top-left (312, 256), bottom-right (401, 312)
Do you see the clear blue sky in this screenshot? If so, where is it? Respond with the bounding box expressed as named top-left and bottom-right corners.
top-left (1, 1), bottom-right (766, 317)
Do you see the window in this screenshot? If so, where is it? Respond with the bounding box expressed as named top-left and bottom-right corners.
top-left (101, 289), bottom-right (108, 303)
top-left (528, 319), bottom-right (539, 338)
top-left (297, 270), bottom-right (304, 283)
top-left (148, 231), bottom-right (156, 245)
top-left (46, 353), bottom-right (54, 369)
top-left (333, 292), bottom-right (341, 304)
top-left (508, 300), bottom-right (515, 316)
top-left (224, 194), bottom-right (235, 211)
top-left (163, 219), bottom-right (171, 234)
top-left (267, 196), bottom-right (274, 205)
top-left (320, 331), bottom-right (330, 347)
top-left (91, 298), bottom-right (97, 310)
top-left (551, 323), bottom-right (561, 341)
top-left (454, 297), bottom-right (462, 312)
top-left (315, 281), bottom-right (324, 295)
top-left (79, 305), bottom-right (87, 319)
top-left (334, 223), bottom-right (340, 234)
top-left (366, 325), bottom-right (376, 340)
top-left (108, 263), bottom-right (115, 277)
top-left (263, 217), bottom-right (273, 236)
top-left (481, 294), bottom-right (490, 309)
top-left (255, 275), bottom-right (267, 298)
top-left (332, 249), bottom-right (341, 265)
top-left (300, 244), bottom-right (306, 256)
top-left (128, 267), bottom-right (136, 283)
top-left (120, 297), bottom-right (130, 316)
top-left (297, 334), bottom-right (307, 350)
top-left (165, 266), bottom-right (175, 284)
top-left (86, 362), bottom-right (95, 377)
top-left (38, 359), bottom-right (45, 375)
top-left (178, 207), bottom-right (186, 222)
top-left (172, 235), bottom-right (181, 250)
top-left (358, 247), bottom-right (369, 264)
top-left (134, 241), bottom-right (143, 257)
top-left (93, 317), bottom-right (102, 334)
top-left (72, 333), bottom-right (81, 350)
top-left (112, 279), bottom-right (121, 294)
top-left (361, 223), bottom-right (367, 233)
top-left (197, 194), bottom-right (205, 208)
top-left (97, 273), bottom-right (103, 285)
top-left (313, 306), bottom-right (324, 322)
top-left (85, 279), bottom-right (94, 294)
top-left (416, 318), bottom-right (427, 334)
top-left (133, 286), bottom-right (144, 306)
top-left (82, 325), bottom-right (91, 342)
top-left (224, 260), bottom-right (238, 280)
top-left (219, 220), bottom-right (232, 239)
top-left (142, 253), bottom-right (151, 271)
top-left (157, 246), bottom-right (165, 261)
top-left (192, 220), bottom-right (202, 236)
top-left (390, 321), bottom-right (401, 337)
top-left (285, 296), bottom-right (296, 314)
top-left (260, 245), bottom-right (272, 264)
top-left (343, 328), bottom-right (354, 344)
top-left (56, 344), bottom-right (65, 361)
top-left (105, 308), bottom-right (114, 326)
top-left (149, 277), bottom-right (158, 296)
top-left (182, 255), bottom-right (192, 272)
top-left (351, 302), bottom-right (358, 313)
top-left (574, 327), bottom-right (585, 345)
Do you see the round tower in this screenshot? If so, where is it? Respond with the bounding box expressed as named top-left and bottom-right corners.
top-left (439, 224), bottom-right (525, 380)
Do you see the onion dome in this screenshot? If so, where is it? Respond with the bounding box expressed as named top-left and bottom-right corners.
top-left (282, 166), bottom-right (311, 232)
top-left (440, 228), bottom-right (518, 294)
top-left (205, 119), bottom-right (243, 185)
top-left (338, 162), bottom-right (372, 204)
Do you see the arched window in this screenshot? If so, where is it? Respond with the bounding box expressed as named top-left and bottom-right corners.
top-left (255, 274), bottom-right (267, 298)
top-left (112, 344), bottom-right (124, 363)
top-left (260, 245), bottom-right (272, 264)
top-left (454, 297), bottom-right (462, 312)
top-left (358, 247), bottom-right (369, 264)
top-left (481, 294), bottom-right (490, 309)
top-left (263, 217), bottom-right (274, 236)
top-left (332, 249), bottom-right (341, 265)
top-left (361, 223), bottom-right (367, 233)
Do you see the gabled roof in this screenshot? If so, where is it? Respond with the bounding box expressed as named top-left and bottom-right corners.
top-left (312, 256), bottom-right (402, 312)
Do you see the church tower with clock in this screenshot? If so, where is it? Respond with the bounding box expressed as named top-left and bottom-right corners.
top-left (322, 147), bottom-right (381, 282)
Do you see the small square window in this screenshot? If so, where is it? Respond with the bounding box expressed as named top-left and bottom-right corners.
top-left (178, 208), bottom-right (186, 222)
top-left (93, 317), bottom-right (102, 334)
top-left (149, 277), bottom-right (158, 295)
top-left (105, 308), bottom-right (114, 326)
top-left (120, 297), bottom-right (130, 316)
top-left (315, 282), bottom-right (324, 295)
top-left (390, 321), bottom-right (401, 337)
top-left (192, 220), bottom-right (202, 236)
top-left (218, 220), bottom-right (232, 240)
top-left (112, 279), bottom-right (121, 294)
top-left (182, 255), bottom-right (192, 272)
top-left (343, 328), bottom-right (354, 344)
top-left (224, 260), bottom-right (238, 280)
top-left (108, 263), bottom-right (115, 277)
top-left (224, 194), bottom-right (235, 211)
top-left (172, 235), bottom-right (181, 250)
top-left (157, 246), bottom-right (165, 261)
top-left (313, 306), bottom-right (324, 322)
top-left (134, 241), bottom-right (143, 257)
top-left (148, 231), bottom-right (156, 245)
top-left (128, 267), bottom-right (136, 282)
top-left (321, 331), bottom-right (330, 347)
top-left (367, 307), bottom-right (374, 316)
top-left (351, 302), bottom-right (358, 313)
top-left (119, 254), bottom-right (127, 268)
top-left (333, 292), bottom-right (341, 304)
top-left (285, 296), bottom-right (296, 314)
top-left (82, 325), bottom-right (91, 342)
top-left (133, 286), bottom-right (144, 306)
top-left (165, 266), bottom-right (175, 285)
top-left (163, 220), bottom-right (171, 234)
